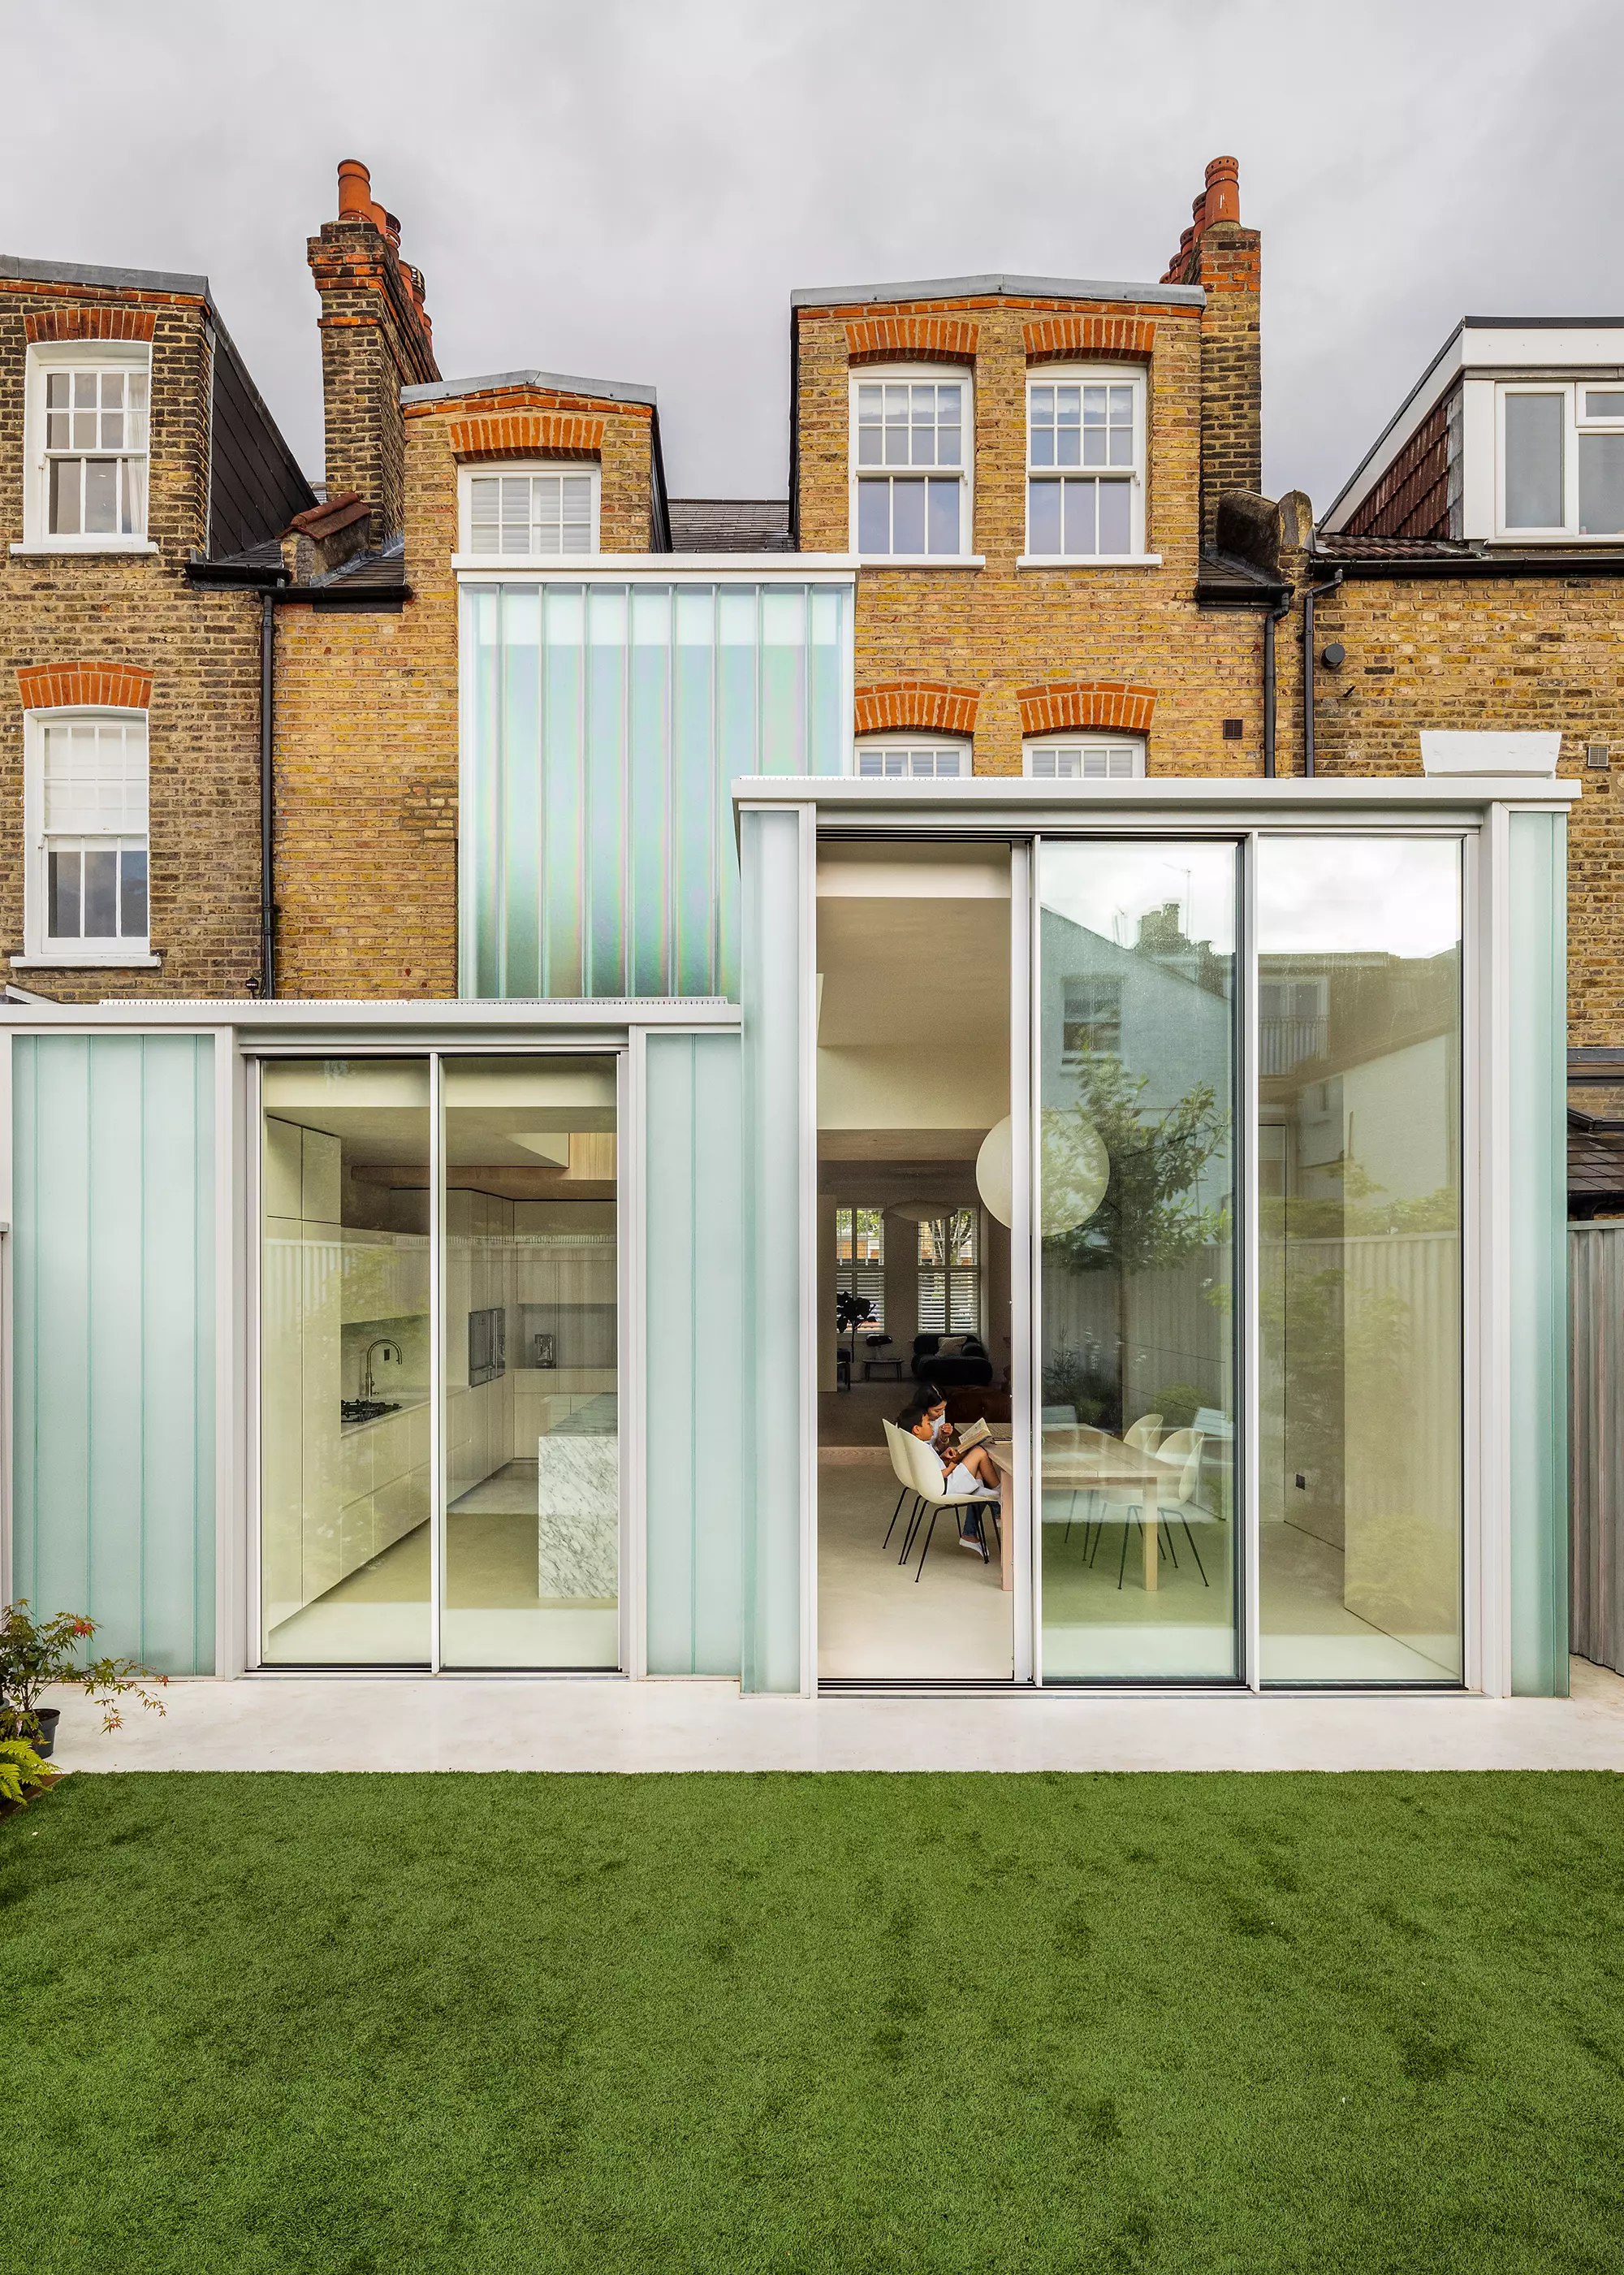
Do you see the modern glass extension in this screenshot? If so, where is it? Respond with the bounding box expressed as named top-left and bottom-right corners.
top-left (258, 1053), bottom-right (620, 1671)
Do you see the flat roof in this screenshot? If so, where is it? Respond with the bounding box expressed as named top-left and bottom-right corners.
top-left (789, 271), bottom-right (1204, 310)
top-left (403, 366), bottom-right (657, 409)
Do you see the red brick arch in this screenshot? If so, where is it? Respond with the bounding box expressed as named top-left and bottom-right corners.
top-left (854, 681), bottom-right (979, 737)
top-left (844, 318), bottom-right (980, 365)
top-left (24, 307), bottom-right (157, 345)
top-left (447, 413), bottom-right (606, 460)
top-left (1022, 315), bottom-right (1155, 363)
top-left (16, 663), bottom-right (153, 712)
top-left (1017, 681), bottom-right (1155, 736)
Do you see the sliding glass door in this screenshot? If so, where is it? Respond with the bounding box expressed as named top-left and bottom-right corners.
top-left (1036, 841), bottom-right (1240, 1680)
top-left (258, 1052), bottom-right (620, 1671)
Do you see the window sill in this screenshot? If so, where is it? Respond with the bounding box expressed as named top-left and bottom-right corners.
top-left (856, 555), bottom-right (986, 569)
top-left (1490, 532), bottom-right (1624, 546)
top-left (11, 951), bottom-right (160, 969)
top-left (9, 540), bottom-right (159, 557)
top-left (1017, 553), bottom-right (1162, 569)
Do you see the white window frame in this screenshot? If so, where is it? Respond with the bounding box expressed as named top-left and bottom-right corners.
top-left (849, 364), bottom-right (978, 564)
top-left (1022, 365), bottom-right (1148, 563)
top-left (17, 707), bottom-right (157, 967)
top-left (1022, 735), bottom-right (1146, 781)
top-left (457, 460), bottom-right (602, 560)
top-left (853, 735), bottom-right (973, 780)
top-left (15, 340), bottom-right (157, 556)
top-left (1495, 380), bottom-right (1624, 541)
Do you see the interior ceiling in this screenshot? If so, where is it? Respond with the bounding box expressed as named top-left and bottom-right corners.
top-left (817, 897), bottom-right (1010, 1047)
top-left (817, 1129), bottom-right (987, 1161)
top-left (266, 1105), bottom-right (615, 1168)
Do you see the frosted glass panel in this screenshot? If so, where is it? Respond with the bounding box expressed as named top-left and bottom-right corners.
top-left (1504, 393), bottom-right (1563, 528)
top-left (12, 1035), bottom-right (215, 1674)
top-left (462, 580), bottom-right (852, 1001)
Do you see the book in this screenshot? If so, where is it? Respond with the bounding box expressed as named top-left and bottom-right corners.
top-left (951, 1415), bottom-right (993, 1452)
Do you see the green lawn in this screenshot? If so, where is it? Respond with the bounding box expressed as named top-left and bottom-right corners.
top-left (4, 1771), bottom-right (1624, 2273)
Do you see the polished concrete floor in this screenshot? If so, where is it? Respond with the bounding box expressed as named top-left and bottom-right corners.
top-left (817, 1454), bottom-right (1013, 1680)
top-left (44, 1658), bottom-right (1624, 1774)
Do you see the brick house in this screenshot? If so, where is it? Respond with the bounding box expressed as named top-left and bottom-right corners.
top-left (0, 253), bottom-right (313, 1000)
top-left (0, 158), bottom-right (1574, 1719)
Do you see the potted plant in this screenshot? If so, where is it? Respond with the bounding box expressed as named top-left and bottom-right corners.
top-left (0, 1602), bottom-right (167, 1759)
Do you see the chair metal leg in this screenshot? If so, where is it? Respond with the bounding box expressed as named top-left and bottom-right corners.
top-left (1117, 1518), bottom-right (1131, 1589)
top-left (1181, 1517), bottom-right (1209, 1586)
top-left (898, 1497), bottom-right (926, 1564)
top-left (1064, 1488), bottom-right (1077, 1544)
top-left (883, 1484), bottom-right (908, 1550)
top-left (914, 1503), bottom-right (942, 1581)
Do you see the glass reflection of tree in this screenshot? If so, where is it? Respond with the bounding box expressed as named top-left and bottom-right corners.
top-left (1045, 1055), bottom-right (1230, 1430)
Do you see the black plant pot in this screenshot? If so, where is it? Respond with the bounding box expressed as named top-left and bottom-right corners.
top-left (24, 1707), bottom-right (59, 1759)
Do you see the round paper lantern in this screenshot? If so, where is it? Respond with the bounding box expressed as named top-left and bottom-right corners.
top-left (976, 1113), bottom-right (1110, 1235)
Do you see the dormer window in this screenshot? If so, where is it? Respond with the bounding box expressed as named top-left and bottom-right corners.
top-left (850, 370), bottom-right (970, 558)
top-left (462, 464), bottom-right (598, 556)
top-left (1499, 383), bottom-right (1624, 538)
top-left (21, 345), bottom-right (151, 549)
top-left (1026, 370), bottom-right (1146, 557)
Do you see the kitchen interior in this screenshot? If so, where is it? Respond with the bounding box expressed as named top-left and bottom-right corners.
top-left (260, 1055), bottom-right (619, 1668)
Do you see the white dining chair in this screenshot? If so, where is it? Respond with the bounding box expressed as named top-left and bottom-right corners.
top-left (1123, 1412), bottom-right (1164, 1454)
top-left (898, 1428), bottom-right (1000, 1581)
top-left (1129, 1429), bottom-right (1214, 1585)
top-left (880, 1417), bottom-right (922, 1555)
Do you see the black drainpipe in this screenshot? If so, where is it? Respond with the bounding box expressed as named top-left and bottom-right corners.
top-left (1262, 587), bottom-right (1293, 779)
top-left (260, 588), bottom-right (276, 998)
top-left (1301, 566), bottom-right (1344, 778)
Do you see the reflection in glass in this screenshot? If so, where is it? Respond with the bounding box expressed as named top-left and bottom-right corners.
top-left (1039, 843), bottom-right (1238, 1679)
top-left (441, 1057), bottom-right (619, 1669)
top-left (261, 1059), bottom-right (432, 1664)
top-left (1257, 838), bottom-right (1463, 1684)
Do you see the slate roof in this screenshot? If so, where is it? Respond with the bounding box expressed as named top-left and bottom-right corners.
top-left (668, 500), bottom-right (794, 552)
top-left (1569, 1108), bottom-right (1624, 1209)
top-left (1314, 534), bottom-right (1479, 560)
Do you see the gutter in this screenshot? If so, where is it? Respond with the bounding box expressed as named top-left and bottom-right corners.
top-left (1301, 567), bottom-right (1343, 779)
top-left (1312, 551), bottom-right (1624, 581)
top-left (259, 591), bottom-right (275, 998)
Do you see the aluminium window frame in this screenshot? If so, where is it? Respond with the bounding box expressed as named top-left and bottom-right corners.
top-left (17, 705), bottom-right (156, 968)
top-left (1023, 363), bottom-right (1148, 561)
top-left (457, 459), bottom-right (603, 561)
top-left (848, 362), bottom-right (976, 564)
top-left (15, 339), bottom-right (156, 556)
top-left (1494, 378), bottom-right (1624, 541)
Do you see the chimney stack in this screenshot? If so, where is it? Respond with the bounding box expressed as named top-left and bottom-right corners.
top-left (1161, 154), bottom-right (1261, 546)
top-left (308, 158), bottom-right (439, 549)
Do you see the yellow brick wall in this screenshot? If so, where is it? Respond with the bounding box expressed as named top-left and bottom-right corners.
top-left (795, 296), bottom-right (1270, 774)
top-left (272, 383), bottom-right (656, 999)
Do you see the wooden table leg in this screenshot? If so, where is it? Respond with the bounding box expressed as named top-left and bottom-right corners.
top-left (1142, 1510), bottom-right (1159, 1591)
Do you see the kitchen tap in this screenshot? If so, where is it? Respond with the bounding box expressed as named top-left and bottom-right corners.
top-left (362, 1338), bottom-right (402, 1401)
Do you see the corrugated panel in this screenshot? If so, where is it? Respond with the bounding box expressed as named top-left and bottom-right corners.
top-left (11, 1035), bottom-right (215, 1673)
top-left (643, 1033), bottom-right (744, 1675)
top-left (1570, 1224), bottom-right (1624, 1672)
top-left (1508, 809), bottom-right (1570, 1696)
top-left (461, 581), bottom-right (851, 1001)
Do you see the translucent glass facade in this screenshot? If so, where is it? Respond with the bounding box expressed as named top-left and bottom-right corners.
top-left (461, 580), bottom-right (853, 1001)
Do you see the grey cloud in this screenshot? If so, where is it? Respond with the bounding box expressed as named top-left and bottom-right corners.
top-left (0, 0), bottom-right (1616, 512)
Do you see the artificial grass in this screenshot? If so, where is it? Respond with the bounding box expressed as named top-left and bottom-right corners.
top-left (3, 1772), bottom-right (1624, 2273)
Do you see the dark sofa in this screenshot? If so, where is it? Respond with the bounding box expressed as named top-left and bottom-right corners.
top-left (910, 1333), bottom-right (994, 1388)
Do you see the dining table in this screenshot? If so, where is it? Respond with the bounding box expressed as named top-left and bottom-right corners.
top-left (987, 1427), bottom-right (1173, 1592)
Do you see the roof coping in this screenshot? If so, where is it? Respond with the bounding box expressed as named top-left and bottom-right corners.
top-left (402, 366), bottom-right (657, 409)
top-left (0, 252), bottom-right (212, 300)
top-left (789, 271), bottom-right (1205, 310)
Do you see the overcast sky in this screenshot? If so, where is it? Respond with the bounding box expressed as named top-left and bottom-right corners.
top-left (2, 0), bottom-right (1618, 509)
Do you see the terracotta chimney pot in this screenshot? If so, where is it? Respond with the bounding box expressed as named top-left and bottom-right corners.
top-left (337, 158), bottom-right (373, 222)
top-left (382, 210), bottom-right (402, 250)
top-left (1203, 155), bottom-right (1241, 227)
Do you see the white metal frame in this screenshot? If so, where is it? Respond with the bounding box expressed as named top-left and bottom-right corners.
top-left (1496, 378), bottom-right (1624, 541)
top-left (848, 362), bottom-right (976, 564)
top-left (15, 338), bottom-right (156, 556)
top-left (15, 707), bottom-right (158, 970)
top-left (741, 770), bottom-right (1575, 1698)
top-left (1023, 365), bottom-right (1147, 560)
top-left (458, 459), bottom-right (602, 558)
